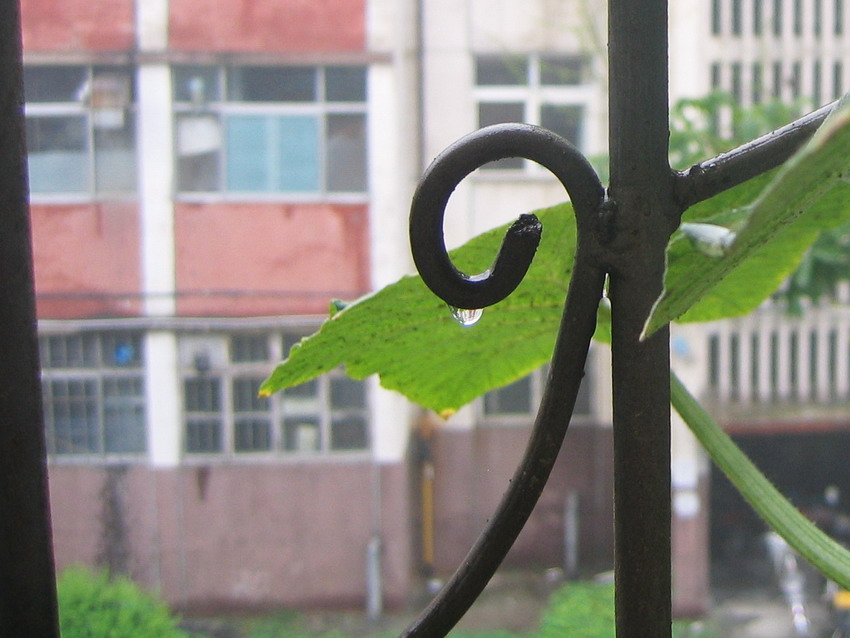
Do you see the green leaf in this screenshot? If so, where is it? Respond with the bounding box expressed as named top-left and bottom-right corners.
top-left (671, 372), bottom-right (850, 590)
top-left (644, 100), bottom-right (850, 338)
top-left (260, 203), bottom-right (581, 416)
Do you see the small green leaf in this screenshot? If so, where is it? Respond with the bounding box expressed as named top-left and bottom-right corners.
top-left (672, 372), bottom-right (850, 590)
top-left (260, 203), bottom-right (584, 414)
top-left (645, 100), bottom-right (850, 338)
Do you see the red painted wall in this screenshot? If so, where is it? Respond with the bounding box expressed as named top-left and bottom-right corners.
top-left (21, 0), bottom-right (135, 52)
top-left (31, 203), bottom-right (142, 319)
top-left (174, 202), bottom-right (370, 317)
top-left (169, 0), bottom-right (365, 52)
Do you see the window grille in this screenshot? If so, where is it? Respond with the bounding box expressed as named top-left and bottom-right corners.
top-left (181, 332), bottom-right (369, 456)
top-left (40, 331), bottom-right (145, 456)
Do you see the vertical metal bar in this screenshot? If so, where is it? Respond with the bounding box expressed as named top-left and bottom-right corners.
top-left (608, 0), bottom-right (676, 635)
top-left (0, 2), bottom-right (60, 635)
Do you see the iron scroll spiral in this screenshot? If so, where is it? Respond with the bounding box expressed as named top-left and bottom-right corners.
top-left (404, 124), bottom-right (609, 637)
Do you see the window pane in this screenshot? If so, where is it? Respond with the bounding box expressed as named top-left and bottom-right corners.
top-left (330, 376), bottom-right (365, 409)
top-left (233, 377), bottom-right (269, 412)
top-left (47, 379), bottom-right (100, 454)
top-left (26, 116), bottom-right (90, 193)
top-left (326, 67), bottom-right (367, 101)
top-left (282, 379), bottom-right (319, 415)
top-left (226, 115), bottom-right (320, 192)
top-left (475, 56), bottom-right (528, 85)
top-left (227, 67), bottom-right (316, 102)
top-left (174, 66), bottom-right (221, 104)
top-left (231, 335), bottom-right (269, 362)
top-left (94, 112), bottom-right (137, 192)
top-left (44, 334), bottom-right (99, 368)
top-left (484, 375), bottom-right (532, 415)
top-left (283, 417), bottom-right (321, 452)
top-left (540, 56), bottom-right (586, 85)
top-left (101, 333), bottom-right (142, 368)
top-left (478, 103), bottom-right (524, 169)
top-left (185, 378), bottom-right (221, 412)
top-left (176, 114), bottom-right (221, 191)
top-left (24, 66), bottom-right (87, 102)
top-left (235, 418), bottom-right (272, 452)
top-left (541, 104), bottom-right (583, 147)
top-left (326, 114), bottom-right (367, 192)
top-left (331, 415), bottom-right (368, 450)
top-left (186, 419), bottom-right (222, 453)
top-left (103, 375), bottom-right (145, 454)
top-left (274, 116), bottom-right (320, 191)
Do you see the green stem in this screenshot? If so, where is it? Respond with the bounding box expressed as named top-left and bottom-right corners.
top-left (670, 371), bottom-right (850, 588)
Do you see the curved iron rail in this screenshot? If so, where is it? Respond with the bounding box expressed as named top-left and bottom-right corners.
top-left (403, 97), bottom-right (835, 635)
top-left (404, 124), bottom-right (607, 637)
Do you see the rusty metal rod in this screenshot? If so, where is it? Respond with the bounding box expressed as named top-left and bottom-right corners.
top-left (0, 1), bottom-right (59, 635)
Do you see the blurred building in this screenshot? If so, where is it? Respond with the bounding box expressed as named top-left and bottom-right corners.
top-left (21, 0), bottom-right (850, 617)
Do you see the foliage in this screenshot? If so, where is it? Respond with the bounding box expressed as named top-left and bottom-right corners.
top-left (57, 566), bottom-right (188, 638)
top-left (644, 99), bottom-right (850, 335)
top-left (260, 95), bottom-right (850, 592)
top-left (538, 581), bottom-right (615, 637)
top-left (260, 203), bottom-right (576, 416)
top-left (668, 92), bottom-right (807, 170)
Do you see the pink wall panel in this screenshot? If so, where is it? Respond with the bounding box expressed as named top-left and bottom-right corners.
top-left (174, 202), bottom-right (370, 317)
top-left (21, 0), bottom-right (135, 52)
top-left (48, 462), bottom-right (412, 611)
top-left (31, 203), bottom-right (142, 319)
top-left (169, 0), bottom-right (365, 53)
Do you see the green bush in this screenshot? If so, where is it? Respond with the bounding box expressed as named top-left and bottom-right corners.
top-left (538, 580), bottom-right (713, 638)
top-left (539, 581), bottom-right (616, 638)
top-left (57, 566), bottom-right (188, 638)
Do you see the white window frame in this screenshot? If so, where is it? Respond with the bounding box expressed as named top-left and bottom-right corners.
top-left (180, 331), bottom-right (370, 459)
top-left (473, 53), bottom-right (594, 176)
top-left (172, 65), bottom-right (368, 202)
top-left (23, 65), bottom-right (137, 202)
top-left (40, 330), bottom-right (146, 461)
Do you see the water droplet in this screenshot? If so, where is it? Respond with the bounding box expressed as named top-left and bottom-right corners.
top-left (680, 222), bottom-right (736, 258)
top-left (449, 306), bottom-right (483, 327)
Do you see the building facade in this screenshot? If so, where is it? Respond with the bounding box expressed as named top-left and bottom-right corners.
top-left (21, 0), bottom-right (850, 618)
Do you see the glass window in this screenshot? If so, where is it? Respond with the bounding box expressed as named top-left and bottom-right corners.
top-left (40, 331), bottom-right (145, 457)
top-left (174, 65), bottom-right (367, 196)
top-left (182, 331), bottom-right (369, 456)
top-left (475, 54), bottom-right (590, 172)
top-left (476, 56), bottom-right (528, 85)
top-left (23, 66), bottom-right (137, 197)
top-left (478, 103), bottom-right (525, 169)
top-left (481, 363), bottom-right (593, 423)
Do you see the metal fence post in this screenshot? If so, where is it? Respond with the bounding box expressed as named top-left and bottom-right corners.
top-left (607, 1), bottom-right (678, 635)
top-left (0, 1), bottom-right (60, 635)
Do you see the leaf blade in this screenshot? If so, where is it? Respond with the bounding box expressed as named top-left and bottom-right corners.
top-left (645, 101), bottom-right (850, 337)
top-left (260, 203), bottom-right (580, 414)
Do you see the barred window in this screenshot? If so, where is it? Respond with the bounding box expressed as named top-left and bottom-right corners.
top-left (181, 332), bottom-right (369, 455)
top-left (40, 332), bottom-right (145, 456)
